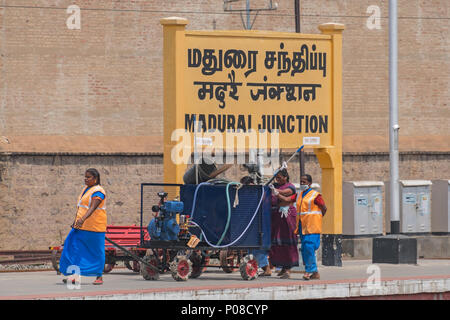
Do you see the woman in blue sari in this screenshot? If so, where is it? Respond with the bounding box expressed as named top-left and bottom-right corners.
top-left (59, 168), bottom-right (107, 285)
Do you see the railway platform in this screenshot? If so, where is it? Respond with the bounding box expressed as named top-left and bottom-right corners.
top-left (0, 258), bottom-right (449, 300)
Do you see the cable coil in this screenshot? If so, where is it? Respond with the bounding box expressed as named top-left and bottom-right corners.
top-left (188, 182), bottom-right (265, 248)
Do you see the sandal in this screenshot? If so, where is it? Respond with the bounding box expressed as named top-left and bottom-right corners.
top-left (93, 278), bottom-right (103, 285)
top-left (303, 272), bottom-right (320, 280)
top-left (303, 273), bottom-right (312, 280)
top-left (259, 270), bottom-right (272, 277)
top-left (259, 266), bottom-right (272, 277)
top-left (280, 271), bottom-right (291, 279)
top-left (277, 268), bottom-right (286, 277)
top-left (62, 278), bottom-right (76, 284)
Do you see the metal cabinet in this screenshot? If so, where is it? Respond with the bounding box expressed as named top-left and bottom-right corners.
top-left (343, 181), bottom-right (384, 236)
top-left (385, 180), bottom-right (432, 234)
top-left (431, 180), bottom-right (450, 234)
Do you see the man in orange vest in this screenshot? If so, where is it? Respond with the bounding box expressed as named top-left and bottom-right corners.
top-left (294, 174), bottom-right (327, 280)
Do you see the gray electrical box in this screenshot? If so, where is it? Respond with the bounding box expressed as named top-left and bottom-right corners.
top-left (385, 180), bottom-right (432, 234)
top-left (343, 181), bottom-right (384, 236)
top-left (431, 180), bottom-right (450, 234)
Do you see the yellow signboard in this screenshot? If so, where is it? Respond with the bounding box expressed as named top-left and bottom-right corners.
top-left (161, 18), bottom-right (344, 236)
top-left (184, 31), bottom-right (332, 148)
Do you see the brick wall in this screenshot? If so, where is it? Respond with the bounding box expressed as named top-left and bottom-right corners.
top-left (0, 152), bottom-right (449, 250)
top-left (0, 1), bottom-right (449, 248)
top-left (0, 153), bottom-right (163, 249)
top-left (0, 0), bottom-right (448, 152)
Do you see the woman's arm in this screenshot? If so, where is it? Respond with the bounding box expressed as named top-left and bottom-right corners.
top-left (74, 197), bottom-right (102, 229)
top-left (277, 188), bottom-right (294, 196)
top-left (315, 195), bottom-right (327, 216)
top-left (276, 192), bottom-right (295, 203)
top-left (319, 204), bottom-right (327, 216)
top-left (274, 186), bottom-right (296, 204)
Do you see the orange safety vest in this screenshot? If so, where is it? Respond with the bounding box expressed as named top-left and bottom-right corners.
top-left (75, 185), bottom-right (107, 232)
top-left (295, 189), bottom-right (323, 235)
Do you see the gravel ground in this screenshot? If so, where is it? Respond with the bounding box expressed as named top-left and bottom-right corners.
top-left (0, 262), bottom-right (54, 272)
top-left (0, 257), bottom-right (223, 272)
top-left (0, 261), bottom-right (131, 272)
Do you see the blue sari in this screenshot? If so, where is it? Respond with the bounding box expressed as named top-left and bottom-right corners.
top-left (59, 228), bottom-right (105, 277)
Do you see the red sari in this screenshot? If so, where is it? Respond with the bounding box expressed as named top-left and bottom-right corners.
top-left (269, 182), bottom-right (299, 268)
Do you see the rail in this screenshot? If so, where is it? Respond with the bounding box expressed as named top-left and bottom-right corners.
top-left (0, 250), bottom-right (54, 265)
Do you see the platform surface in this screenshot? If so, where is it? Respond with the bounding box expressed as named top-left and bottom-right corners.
top-left (0, 259), bottom-right (449, 300)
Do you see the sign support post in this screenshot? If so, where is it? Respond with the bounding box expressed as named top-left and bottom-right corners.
top-left (315, 23), bottom-right (345, 267)
top-left (162, 17), bottom-right (189, 187)
top-left (372, 0), bottom-right (417, 265)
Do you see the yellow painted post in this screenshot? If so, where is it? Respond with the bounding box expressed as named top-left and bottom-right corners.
top-left (161, 17), bottom-right (189, 186)
top-left (315, 23), bottom-right (345, 266)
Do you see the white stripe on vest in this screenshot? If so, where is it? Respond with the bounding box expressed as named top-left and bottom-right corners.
top-left (77, 186), bottom-right (106, 210)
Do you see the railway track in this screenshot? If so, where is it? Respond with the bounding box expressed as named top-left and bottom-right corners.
top-left (0, 250), bottom-right (128, 273)
top-left (0, 250), bottom-right (54, 265)
top-left (1, 250), bottom-right (448, 274)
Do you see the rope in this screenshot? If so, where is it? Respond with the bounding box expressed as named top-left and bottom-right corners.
top-left (188, 184), bottom-right (265, 249)
top-left (233, 183), bottom-right (243, 208)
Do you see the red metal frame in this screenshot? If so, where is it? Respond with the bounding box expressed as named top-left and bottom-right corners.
top-left (245, 259), bottom-right (258, 278)
top-left (104, 225), bottom-right (150, 254)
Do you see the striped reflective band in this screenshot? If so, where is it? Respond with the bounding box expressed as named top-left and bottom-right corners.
top-left (78, 196), bottom-right (106, 210)
top-left (299, 211), bottom-right (322, 215)
top-left (298, 190), bottom-right (320, 215)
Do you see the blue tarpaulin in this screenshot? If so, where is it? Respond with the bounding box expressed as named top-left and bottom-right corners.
top-left (180, 184), bottom-right (271, 250)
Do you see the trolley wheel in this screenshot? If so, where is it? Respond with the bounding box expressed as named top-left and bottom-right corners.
top-left (51, 249), bottom-right (61, 275)
top-left (239, 254), bottom-right (259, 281)
top-left (132, 260), bottom-right (141, 272)
top-left (189, 250), bottom-right (209, 279)
top-left (170, 255), bottom-right (192, 281)
top-left (124, 260), bottom-right (133, 271)
top-left (103, 263), bottom-right (116, 273)
top-left (219, 249), bottom-right (238, 273)
top-left (140, 254), bottom-right (160, 281)
top-left (125, 260), bottom-right (141, 273)
top-left (203, 251), bottom-right (210, 272)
